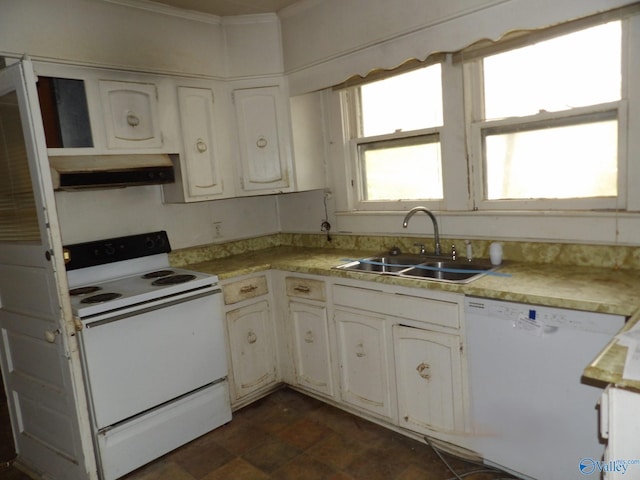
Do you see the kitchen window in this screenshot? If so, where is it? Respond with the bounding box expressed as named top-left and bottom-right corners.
top-left (465, 20), bottom-right (624, 210)
top-left (340, 13), bottom-right (634, 214)
top-left (345, 64), bottom-right (445, 210)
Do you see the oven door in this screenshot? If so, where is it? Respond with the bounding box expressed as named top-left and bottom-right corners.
top-left (79, 286), bottom-right (226, 429)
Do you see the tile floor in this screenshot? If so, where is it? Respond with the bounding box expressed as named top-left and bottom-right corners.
top-left (0, 387), bottom-right (509, 480)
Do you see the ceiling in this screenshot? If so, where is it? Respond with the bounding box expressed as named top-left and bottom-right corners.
top-left (150, 0), bottom-right (302, 16)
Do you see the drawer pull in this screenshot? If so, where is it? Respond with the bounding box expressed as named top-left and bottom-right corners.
top-left (304, 331), bottom-right (314, 343)
top-left (294, 285), bottom-right (311, 293)
top-left (240, 285), bottom-right (258, 294)
top-left (416, 362), bottom-right (431, 380)
top-left (247, 330), bottom-right (258, 344)
top-left (355, 342), bottom-right (366, 358)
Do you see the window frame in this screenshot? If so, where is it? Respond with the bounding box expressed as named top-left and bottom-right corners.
top-left (343, 62), bottom-right (449, 212)
top-left (468, 101), bottom-right (627, 211)
top-left (464, 20), bottom-right (627, 212)
top-left (339, 13), bottom-right (633, 215)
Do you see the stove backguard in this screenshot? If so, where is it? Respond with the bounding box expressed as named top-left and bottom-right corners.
top-left (64, 231), bottom-right (171, 271)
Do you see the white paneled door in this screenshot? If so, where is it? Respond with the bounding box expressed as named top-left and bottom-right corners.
top-left (0, 60), bottom-right (95, 479)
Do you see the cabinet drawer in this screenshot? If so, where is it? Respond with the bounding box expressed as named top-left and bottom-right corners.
top-left (333, 285), bottom-right (460, 329)
top-left (223, 275), bottom-right (268, 305)
top-left (285, 277), bottom-right (325, 301)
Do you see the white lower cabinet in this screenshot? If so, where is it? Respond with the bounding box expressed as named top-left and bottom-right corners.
top-left (600, 386), bottom-right (640, 479)
top-left (393, 325), bottom-right (465, 434)
top-left (290, 301), bottom-right (333, 396)
top-left (331, 281), bottom-right (467, 434)
top-left (222, 272), bottom-right (469, 444)
top-left (284, 275), bottom-right (334, 398)
top-left (222, 274), bottom-right (278, 407)
top-left (335, 307), bottom-right (395, 421)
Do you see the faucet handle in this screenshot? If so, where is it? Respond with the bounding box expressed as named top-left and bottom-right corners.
top-left (413, 243), bottom-right (426, 255)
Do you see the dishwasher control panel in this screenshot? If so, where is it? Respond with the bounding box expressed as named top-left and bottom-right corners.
top-left (465, 297), bottom-right (625, 334)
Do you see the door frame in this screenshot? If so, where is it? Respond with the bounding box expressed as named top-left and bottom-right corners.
top-left (0, 58), bottom-right (96, 479)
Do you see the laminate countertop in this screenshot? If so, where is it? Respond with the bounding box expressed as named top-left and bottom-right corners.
top-left (172, 245), bottom-right (640, 391)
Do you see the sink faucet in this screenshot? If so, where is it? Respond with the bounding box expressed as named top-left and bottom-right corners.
top-left (402, 206), bottom-right (441, 256)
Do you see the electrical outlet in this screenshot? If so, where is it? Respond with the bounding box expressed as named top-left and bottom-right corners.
top-left (213, 222), bottom-right (223, 238)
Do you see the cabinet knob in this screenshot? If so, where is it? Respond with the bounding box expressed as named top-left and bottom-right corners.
top-left (45, 329), bottom-right (60, 343)
top-left (247, 330), bottom-right (258, 344)
top-left (416, 362), bottom-right (431, 380)
top-left (304, 331), bottom-right (314, 343)
top-left (126, 111), bottom-right (140, 127)
top-left (256, 136), bottom-right (268, 148)
top-left (196, 139), bottom-right (208, 153)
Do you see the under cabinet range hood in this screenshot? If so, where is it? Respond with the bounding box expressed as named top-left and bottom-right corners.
top-left (49, 154), bottom-right (175, 190)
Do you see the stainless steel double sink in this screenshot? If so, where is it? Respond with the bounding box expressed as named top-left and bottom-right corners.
top-left (334, 253), bottom-right (498, 284)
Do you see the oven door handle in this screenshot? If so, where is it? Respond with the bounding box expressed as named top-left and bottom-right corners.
top-left (82, 287), bottom-right (220, 328)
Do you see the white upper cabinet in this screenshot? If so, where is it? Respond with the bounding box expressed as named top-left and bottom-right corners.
top-left (35, 63), bottom-right (179, 156)
top-left (33, 27), bottom-right (327, 200)
top-left (163, 84), bottom-right (235, 202)
top-left (233, 84), bottom-right (293, 194)
top-left (99, 80), bottom-right (162, 150)
top-left (177, 86), bottom-right (222, 198)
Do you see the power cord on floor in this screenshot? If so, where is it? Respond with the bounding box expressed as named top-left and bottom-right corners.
top-left (423, 436), bottom-right (518, 480)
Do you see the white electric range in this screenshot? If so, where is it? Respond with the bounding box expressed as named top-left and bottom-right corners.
top-left (65, 231), bottom-right (231, 480)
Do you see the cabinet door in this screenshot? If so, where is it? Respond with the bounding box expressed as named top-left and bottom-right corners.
top-left (290, 301), bottom-right (333, 397)
top-left (601, 387), bottom-right (640, 479)
top-left (226, 300), bottom-right (277, 402)
top-left (335, 308), bottom-right (393, 420)
top-left (99, 80), bottom-right (162, 149)
top-left (233, 86), bottom-right (291, 193)
top-left (393, 325), bottom-right (464, 434)
top-left (177, 86), bottom-right (223, 198)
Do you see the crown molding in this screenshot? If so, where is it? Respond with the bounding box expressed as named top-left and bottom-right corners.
top-left (100, 0), bottom-right (222, 24)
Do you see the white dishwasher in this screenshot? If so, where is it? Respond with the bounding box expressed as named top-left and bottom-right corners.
top-left (464, 297), bottom-right (624, 480)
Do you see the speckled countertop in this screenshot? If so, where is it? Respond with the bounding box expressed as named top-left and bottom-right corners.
top-left (169, 234), bottom-right (640, 391)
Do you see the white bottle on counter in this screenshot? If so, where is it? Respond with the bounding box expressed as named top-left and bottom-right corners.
top-left (489, 242), bottom-right (503, 265)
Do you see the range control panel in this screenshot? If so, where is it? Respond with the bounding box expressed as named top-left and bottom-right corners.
top-left (63, 231), bottom-right (171, 270)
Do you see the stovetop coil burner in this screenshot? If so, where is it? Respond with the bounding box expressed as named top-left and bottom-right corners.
top-left (151, 274), bottom-right (196, 286)
top-left (70, 286), bottom-right (102, 296)
top-left (81, 292), bottom-right (123, 304)
top-left (65, 231), bottom-right (219, 318)
top-left (142, 270), bottom-right (175, 279)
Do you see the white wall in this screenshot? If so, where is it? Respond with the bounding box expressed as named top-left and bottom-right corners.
top-left (280, 0), bottom-right (640, 246)
top-left (0, 0), bottom-right (226, 78)
top-left (55, 186), bottom-right (282, 249)
top-left (277, 189), bottom-right (330, 234)
top-left (281, 0), bottom-right (638, 95)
